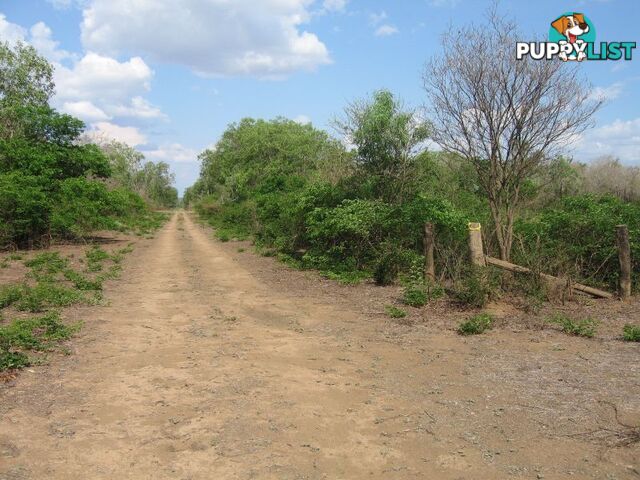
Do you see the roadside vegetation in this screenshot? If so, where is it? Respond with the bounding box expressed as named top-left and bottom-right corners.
top-left (185, 11), bottom-right (638, 314)
top-left (0, 42), bottom-right (175, 372)
top-left (0, 42), bottom-right (176, 250)
top-left (0, 244), bottom-right (136, 371)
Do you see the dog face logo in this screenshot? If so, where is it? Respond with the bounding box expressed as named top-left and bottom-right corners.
top-left (549, 12), bottom-right (595, 61)
top-left (551, 13), bottom-right (589, 44)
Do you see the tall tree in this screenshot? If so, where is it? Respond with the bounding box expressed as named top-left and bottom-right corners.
top-left (423, 11), bottom-right (601, 260)
top-left (334, 90), bottom-right (429, 204)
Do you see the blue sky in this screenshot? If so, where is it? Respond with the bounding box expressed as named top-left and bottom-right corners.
top-left (1, 0), bottom-right (638, 193)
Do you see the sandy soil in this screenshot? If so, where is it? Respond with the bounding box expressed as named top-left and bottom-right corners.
top-left (0, 211), bottom-right (638, 479)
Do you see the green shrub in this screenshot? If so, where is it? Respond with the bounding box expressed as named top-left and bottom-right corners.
top-left (515, 195), bottom-right (640, 290)
top-left (373, 247), bottom-right (400, 286)
top-left (622, 324), bottom-right (640, 342)
top-left (453, 267), bottom-right (498, 308)
top-left (548, 313), bottom-right (598, 338)
top-left (0, 311), bottom-right (78, 371)
top-left (403, 285), bottom-right (428, 307)
top-left (385, 305), bottom-right (407, 318)
top-left (15, 283), bottom-right (82, 312)
top-left (457, 313), bottom-right (493, 335)
top-left (322, 270), bottom-right (369, 285)
top-left (63, 269), bottom-right (103, 291)
top-left (216, 230), bottom-right (231, 242)
top-left (0, 350), bottom-right (30, 370)
top-left (24, 252), bottom-right (68, 277)
top-left (0, 172), bottom-right (51, 248)
top-left (50, 178), bottom-right (116, 238)
top-left (85, 246), bottom-right (110, 272)
top-left (403, 280), bottom-right (444, 307)
top-left (0, 284), bottom-right (28, 308)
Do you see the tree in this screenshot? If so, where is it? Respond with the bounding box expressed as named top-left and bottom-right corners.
top-left (423, 11), bottom-right (602, 260)
top-left (334, 90), bottom-right (429, 204)
top-left (0, 42), bottom-right (54, 107)
top-left (97, 140), bottom-right (145, 191)
top-left (0, 42), bottom-right (55, 140)
top-left (136, 161), bottom-right (178, 208)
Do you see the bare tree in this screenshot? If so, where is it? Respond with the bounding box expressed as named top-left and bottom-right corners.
top-left (423, 10), bottom-right (602, 260)
top-left (583, 155), bottom-right (640, 202)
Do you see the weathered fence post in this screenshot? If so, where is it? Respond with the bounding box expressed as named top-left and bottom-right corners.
top-left (468, 222), bottom-right (486, 267)
top-left (616, 224), bottom-right (631, 300)
top-left (424, 222), bottom-right (435, 281)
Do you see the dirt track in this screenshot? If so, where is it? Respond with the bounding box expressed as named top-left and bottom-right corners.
top-left (1, 211), bottom-right (638, 479)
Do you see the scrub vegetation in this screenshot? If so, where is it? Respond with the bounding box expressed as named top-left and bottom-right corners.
top-left (185, 12), bottom-right (638, 303)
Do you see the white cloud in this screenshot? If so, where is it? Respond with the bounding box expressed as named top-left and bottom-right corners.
top-left (61, 100), bottom-right (111, 122)
top-left (89, 122), bottom-right (147, 146)
top-left (294, 114), bottom-right (311, 125)
top-left (142, 143), bottom-right (198, 163)
top-left (375, 24), bottom-right (398, 37)
top-left (0, 14), bottom-right (27, 43)
top-left (572, 118), bottom-right (640, 164)
top-left (322, 0), bottom-right (347, 12)
top-left (29, 22), bottom-right (74, 62)
top-left (589, 82), bottom-right (624, 102)
top-left (369, 11), bottom-right (388, 26)
top-left (369, 10), bottom-right (397, 37)
top-left (110, 96), bottom-right (167, 121)
top-left (54, 53), bottom-right (152, 103)
top-left (0, 14), bottom-right (163, 127)
top-left (80, 0), bottom-right (332, 78)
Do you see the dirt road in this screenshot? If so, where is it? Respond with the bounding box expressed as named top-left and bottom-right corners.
top-left (1, 212), bottom-right (638, 479)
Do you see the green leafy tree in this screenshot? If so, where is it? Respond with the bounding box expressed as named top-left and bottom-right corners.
top-left (334, 90), bottom-right (430, 204)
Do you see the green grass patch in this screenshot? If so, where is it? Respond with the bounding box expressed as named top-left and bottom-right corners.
top-left (622, 324), bottom-right (640, 342)
top-left (0, 311), bottom-right (79, 371)
top-left (86, 246), bottom-right (110, 272)
top-left (63, 269), bottom-right (103, 291)
top-left (24, 252), bottom-right (68, 279)
top-left (458, 313), bottom-right (493, 336)
top-left (547, 313), bottom-right (598, 338)
top-left (15, 283), bottom-right (83, 313)
top-left (0, 284), bottom-right (28, 308)
top-left (0, 350), bottom-right (30, 370)
top-left (216, 230), bottom-right (231, 242)
top-left (385, 305), bottom-right (407, 319)
top-left (402, 281), bottom-right (444, 307)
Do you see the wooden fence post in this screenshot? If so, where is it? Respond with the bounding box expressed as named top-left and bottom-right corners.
top-left (468, 222), bottom-right (486, 267)
top-left (616, 224), bottom-right (631, 300)
top-left (424, 222), bottom-right (435, 281)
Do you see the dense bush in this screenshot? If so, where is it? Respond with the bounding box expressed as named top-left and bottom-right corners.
top-left (187, 89), bottom-right (638, 298)
top-left (0, 42), bottom-right (174, 248)
top-left (515, 195), bottom-right (640, 290)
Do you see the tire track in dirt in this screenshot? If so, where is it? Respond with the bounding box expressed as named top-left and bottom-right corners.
top-left (1, 211), bottom-right (638, 479)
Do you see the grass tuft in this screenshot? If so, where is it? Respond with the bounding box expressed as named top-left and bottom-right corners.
top-left (622, 324), bottom-right (640, 342)
top-left (458, 313), bottom-right (493, 335)
top-left (385, 305), bottom-right (407, 319)
top-left (0, 311), bottom-right (79, 371)
top-left (547, 313), bottom-right (598, 338)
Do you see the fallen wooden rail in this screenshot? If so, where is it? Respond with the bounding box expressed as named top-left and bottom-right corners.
top-left (484, 256), bottom-right (613, 299)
